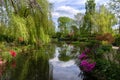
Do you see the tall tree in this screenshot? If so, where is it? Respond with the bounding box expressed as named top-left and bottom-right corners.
top-left (82, 0), bottom-right (96, 34)
top-left (73, 13), bottom-right (84, 36)
top-left (91, 5), bottom-right (117, 34)
top-left (108, 0), bottom-right (120, 33)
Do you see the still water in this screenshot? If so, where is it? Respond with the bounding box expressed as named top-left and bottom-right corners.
top-left (0, 44), bottom-right (83, 80)
top-left (49, 44), bottom-right (82, 80)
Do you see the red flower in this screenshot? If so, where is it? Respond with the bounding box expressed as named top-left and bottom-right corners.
top-left (10, 50), bottom-right (16, 57)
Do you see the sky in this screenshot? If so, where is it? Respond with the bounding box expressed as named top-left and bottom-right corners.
top-left (48, 0), bottom-right (109, 28)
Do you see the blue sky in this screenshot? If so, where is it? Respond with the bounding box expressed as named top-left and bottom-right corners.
top-left (48, 0), bottom-right (109, 27)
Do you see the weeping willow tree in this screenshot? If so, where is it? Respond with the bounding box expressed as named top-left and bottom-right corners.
top-left (2, 0), bottom-right (55, 44)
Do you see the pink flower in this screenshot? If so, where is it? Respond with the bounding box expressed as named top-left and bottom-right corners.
top-left (79, 52), bottom-right (87, 60)
top-left (80, 60), bottom-right (96, 72)
top-left (80, 60), bottom-right (89, 66)
top-left (0, 61), bottom-right (4, 65)
top-left (10, 50), bottom-right (16, 57)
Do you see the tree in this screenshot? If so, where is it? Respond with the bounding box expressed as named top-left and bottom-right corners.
top-left (58, 16), bottom-right (72, 34)
top-left (1, 0), bottom-right (55, 44)
top-left (108, 0), bottom-right (120, 33)
top-left (48, 3), bottom-right (55, 37)
top-left (82, 0), bottom-right (96, 34)
top-left (74, 13), bottom-right (84, 27)
top-left (74, 13), bottom-right (84, 36)
top-left (92, 5), bottom-right (117, 34)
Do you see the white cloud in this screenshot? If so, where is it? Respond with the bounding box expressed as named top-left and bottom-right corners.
top-left (52, 12), bottom-right (60, 18)
top-left (96, 0), bottom-right (109, 5)
top-left (49, 0), bottom-right (67, 3)
top-left (51, 6), bottom-right (81, 21)
top-left (56, 6), bottom-right (80, 15)
top-left (48, 0), bottom-right (110, 27)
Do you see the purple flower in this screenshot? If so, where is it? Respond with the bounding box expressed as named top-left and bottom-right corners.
top-left (79, 52), bottom-right (87, 60)
top-left (80, 60), bottom-right (96, 72)
top-left (80, 60), bottom-right (89, 66)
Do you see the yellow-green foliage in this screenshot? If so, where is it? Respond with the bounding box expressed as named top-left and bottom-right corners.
top-left (1, 51), bottom-right (12, 62)
top-left (0, 24), bottom-right (6, 36)
top-left (40, 27), bottom-right (50, 43)
top-left (26, 16), bottom-right (37, 44)
top-left (7, 15), bottom-right (29, 42)
top-left (3, 0), bottom-right (55, 45)
top-left (91, 5), bottom-right (117, 34)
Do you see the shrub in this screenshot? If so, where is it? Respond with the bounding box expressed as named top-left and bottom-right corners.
top-left (94, 44), bottom-right (112, 59)
top-left (86, 40), bottom-right (101, 48)
top-left (99, 44), bottom-right (112, 52)
top-left (96, 33), bottom-right (114, 44)
top-left (78, 48), bottom-right (96, 72)
top-left (113, 34), bottom-right (120, 46)
top-left (95, 59), bottom-right (120, 80)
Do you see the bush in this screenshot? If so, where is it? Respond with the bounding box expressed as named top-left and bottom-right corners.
top-left (54, 32), bottom-right (62, 38)
top-left (99, 44), bottom-right (112, 52)
top-left (96, 33), bottom-right (114, 44)
top-left (113, 34), bottom-right (120, 46)
top-left (95, 59), bottom-right (120, 80)
top-left (86, 40), bottom-right (101, 48)
top-left (94, 44), bottom-right (112, 59)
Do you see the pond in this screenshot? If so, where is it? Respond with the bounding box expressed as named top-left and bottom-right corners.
top-left (0, 43), bottom-right (83, 80)
top-left (49, 44), bottom-right (82, 80)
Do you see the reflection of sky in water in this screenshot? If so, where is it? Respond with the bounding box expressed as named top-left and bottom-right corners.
top-left (49, 47), bottom-right (82, 80)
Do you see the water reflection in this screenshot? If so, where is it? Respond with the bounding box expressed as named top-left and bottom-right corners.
top-left (49, 44), bottom-right (82, 80)
top-left (0, 43), bottom-right (84, 80)
top-left (0, 48), bottom-right (50, 80)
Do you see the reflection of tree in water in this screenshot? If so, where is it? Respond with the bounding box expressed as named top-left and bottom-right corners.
top-left (58, 49), bottom-right (71, 61)
top-left (45, 44), bottom-right (56, 59)
top-left (0, 62), bottom-right (6, 78)
top-left (1, 48), bottom-right (50, 80)
top-left (58, 44), bottom-right (80, 61)
top-left (71, 45), bottom-right (80, 57)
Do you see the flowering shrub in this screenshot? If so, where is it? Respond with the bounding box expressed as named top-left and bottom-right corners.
top-left (78, 48), bottom-right (91, 60)
top-left (78, 48), bottom-right (96, 72)
top-left (79, 52), bottom-right (87, 60)
top-left (80, 60), bottom-right (96, 72)
top-left (9, 50), bottom-right (16, 57)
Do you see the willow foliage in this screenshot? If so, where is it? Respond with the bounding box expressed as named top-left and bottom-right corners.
top-left (7, 14), bottom-right (29, 42)
top-left (26, 16), bottom-right (37, 43)
top-left (2, 0), bottom-right (55, 44)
